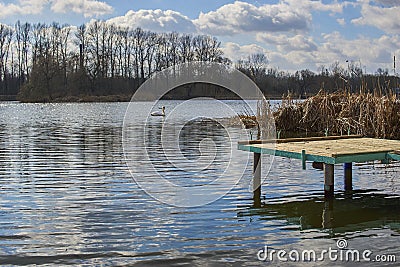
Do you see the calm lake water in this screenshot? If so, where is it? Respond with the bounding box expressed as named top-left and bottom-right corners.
top-left (0, 101), bottom-right (399, 266)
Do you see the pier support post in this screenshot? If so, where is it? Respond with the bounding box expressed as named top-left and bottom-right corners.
top-left (324, 163), bottom-right (334, 198)
top-left (253, 152), bottom-right (261, 203)
top-left (322, 199), bottom-right (334, 229)
top-left (344, 163), bottom-right (352, 191)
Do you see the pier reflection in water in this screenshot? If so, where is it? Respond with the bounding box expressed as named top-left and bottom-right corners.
top-left (240, 190), bottom-right (400, 235)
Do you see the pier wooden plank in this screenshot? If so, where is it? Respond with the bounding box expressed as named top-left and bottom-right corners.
top-left (238, 137), bottom-right (400, 198)
top-left (238, 137), bottom-right (400, 164)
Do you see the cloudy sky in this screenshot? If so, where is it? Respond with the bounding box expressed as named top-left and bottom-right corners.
top-left (0, 0), bottom-right (399, 73)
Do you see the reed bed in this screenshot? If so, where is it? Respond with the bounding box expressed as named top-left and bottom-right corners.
top-left (274, 90), bottom-right (400, 140)
top-left (227, 100), bottom-right (276, 139)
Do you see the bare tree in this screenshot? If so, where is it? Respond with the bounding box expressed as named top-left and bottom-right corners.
top-left (75, 24), bottom-right (87, 70)
top-left (0, 24), bottom-right (13, 94)
top-left (193, 35), bottom-right (222, 62)
top-left (14, 21), bottom-right (31, 85)
top-left (178, 34), bottom-right (194, 63)
top-left (295, 69), bottom-right (315, 98)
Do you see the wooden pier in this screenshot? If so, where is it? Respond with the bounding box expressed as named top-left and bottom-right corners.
top-left (238, 135), bottom-right (400, 198)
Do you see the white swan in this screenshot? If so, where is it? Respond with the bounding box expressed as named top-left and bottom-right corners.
top-left (151, 106), bottom-right (165, 116)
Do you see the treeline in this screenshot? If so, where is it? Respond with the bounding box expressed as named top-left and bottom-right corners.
top-left (0, 21), bottom-right (399, 102)
top-left (0, 21), bottom-right (226, 101)
top-left (237, 55), bottom-right (400, 98)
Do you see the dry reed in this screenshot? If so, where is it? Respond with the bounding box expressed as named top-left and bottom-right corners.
top-left (274, 90), bottom-right (400, 140)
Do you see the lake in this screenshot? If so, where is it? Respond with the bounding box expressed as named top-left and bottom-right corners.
top-left (0, 101), bottom-right (399, 266)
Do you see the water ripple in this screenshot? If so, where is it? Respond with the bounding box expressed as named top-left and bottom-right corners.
top-left (0, 102), bottom-right (399, 265)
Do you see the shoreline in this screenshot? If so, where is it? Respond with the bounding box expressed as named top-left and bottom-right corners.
top-left (12, 94), bottom-right (288, 103)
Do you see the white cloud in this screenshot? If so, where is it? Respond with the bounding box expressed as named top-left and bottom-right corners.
top-left (51, 0), bottom-right (113, 18)
top-left (222, 42), bottom-right (270, 61)
top-left (107, 9), bottom-right (196, 33)
top-left (313, 31), bottom-right (399, 72)
top-left (194, 1), bottom-right (349, 36)
top-left (0, 0), bottom-right (47, 18)
top-left (256, 33), bottom-right (318, 52)
top-left (231, 31), bottom-right (399, 73)
top-left (282, 0), bottom-right (346, 13)
top-left (0, 0), bottom-right (112, 19)
top-left (373, 0), bottom-right (400, 7)
top-left (336, 18), bottom-right (346, 26)
top-left (352, 1), bottom-right (400, 34)
top-left (194, 1), bottom-right (310, 35)
top-left (222, 41), bottom-right (318, 72)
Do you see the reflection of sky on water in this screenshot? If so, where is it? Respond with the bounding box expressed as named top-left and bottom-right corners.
top-left (0, 101), bottom-right (398, 265)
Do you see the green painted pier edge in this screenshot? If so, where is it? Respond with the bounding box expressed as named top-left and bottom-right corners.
top-left (238, 136), bottom-right (400, 199)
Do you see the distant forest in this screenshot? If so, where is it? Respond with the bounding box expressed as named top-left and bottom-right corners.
top-left (0, 21), bottom-right (399, 102)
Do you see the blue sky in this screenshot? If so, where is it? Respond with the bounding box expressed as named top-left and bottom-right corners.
top-left (1, 0), bottom-right (399, 73)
